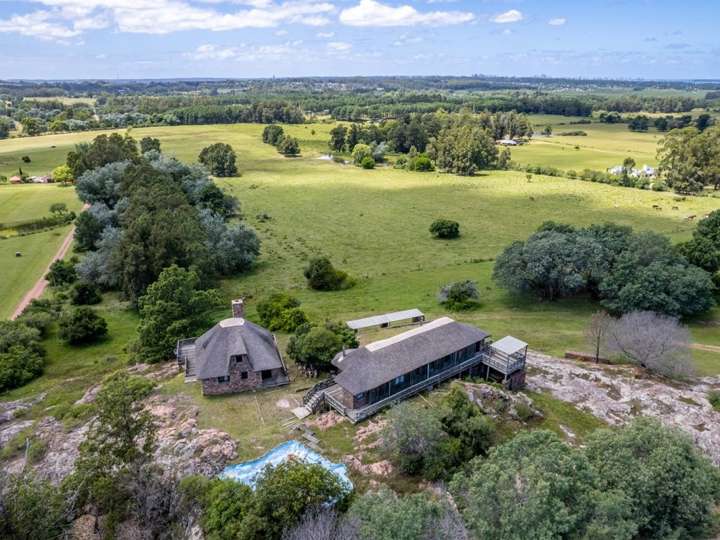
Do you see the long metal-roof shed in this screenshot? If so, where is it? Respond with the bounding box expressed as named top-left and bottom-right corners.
top-left (346, 309), bottom-right (425, 331)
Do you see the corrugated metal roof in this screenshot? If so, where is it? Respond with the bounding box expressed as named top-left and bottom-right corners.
top-left (346, 309), bottom-right (424, 330)
top-left (491, 336), bottom-right (528, 356)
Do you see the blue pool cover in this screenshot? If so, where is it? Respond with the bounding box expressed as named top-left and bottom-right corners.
top-left (220, 440), bottom-right (353, 490)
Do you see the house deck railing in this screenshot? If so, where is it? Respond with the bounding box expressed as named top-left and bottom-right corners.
top-left (482, 353), bottom-right (525, 375)
top-left (326, 352), bottom-right (489, 423)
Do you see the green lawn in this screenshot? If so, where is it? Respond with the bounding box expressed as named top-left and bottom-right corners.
top-left (0, 183), bottom-right (82, 225)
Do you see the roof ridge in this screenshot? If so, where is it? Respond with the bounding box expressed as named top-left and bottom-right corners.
top-left (365, 317), bottom-right (455, 352)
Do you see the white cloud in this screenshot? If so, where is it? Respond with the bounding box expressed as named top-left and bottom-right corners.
top-left (2, 0), bottom-right (335, 40)
top-left (548, 17), bottom-right (566, 26)
top-left (187, 40), bottom-right (305, 61)
top-left (316, 31), bottom-right (334, 38)
top-left (0, 10), bottom-right (81, 41)
top-left (327, 41), bottom-right (351, 51)
top-left (339, 0), bottom-right (473, 27)
top-left (491, 9), bottom-right (523, 24)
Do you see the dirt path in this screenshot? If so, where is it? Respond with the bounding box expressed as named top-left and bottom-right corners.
top-left (690, 343), bottom-right (720, 353)
top-left (10, 205), bottom-right (87, 320)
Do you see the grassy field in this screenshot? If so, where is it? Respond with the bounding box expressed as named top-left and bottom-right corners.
top-left (0, 183), bottom-right (84, 318)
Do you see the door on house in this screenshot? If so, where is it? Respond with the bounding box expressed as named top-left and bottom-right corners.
top-left (261, 369), bottom-right (273, 381)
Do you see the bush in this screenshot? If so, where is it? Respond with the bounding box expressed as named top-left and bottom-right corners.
top-left (46, 258), bottom-right (78, 287)
top-left (277, 135), bottom-right (300, 156)
top-left (438, 280), bottom-right (480, 310)
top-left (707, 389), bottom-right (720, 411)
top-left (351, 143), bottom-right (373, 166)
top-left (360, 156), bottom-right (375, 169)
top-left (257, 293), bottom-right (308, 332)
top-left (262, 124), bottom-right (284, 146)
top-left (407, 153), bottom-right (434, 171)
top-left (58, 307), bottom-right (108, 345)
top-left (303, 257), bottom-right (355, 291)
top-left (429, 219), bottom-right (460, 239)
top-left (71, 281), bottom-right (102, 305)
top-left (198, 143), bottom-right (238, 177)
top-left (21, 155), bottom-right (31, 163)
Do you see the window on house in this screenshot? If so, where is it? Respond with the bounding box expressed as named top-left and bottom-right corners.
top-left (394, 374), bottom-right (405, 385)
top-left (241, 371), bottom-right (248, 379)
top-left (261, 369), bottom-right (273, 380)
top-left (217, 376), bottom-right (229, 383)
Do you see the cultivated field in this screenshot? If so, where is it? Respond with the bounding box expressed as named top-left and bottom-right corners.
top-left (1, 123), bottom-right (719, 377)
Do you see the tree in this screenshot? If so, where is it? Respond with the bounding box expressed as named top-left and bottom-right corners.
top-left (140, 136), bottom-right (161, 153)
top-left (694, 209), bottom-right (720, 247)
top-left (58, 307), bottom-right (108, 345)
top-left (46, 258), bottom-right (78, 287)
top-left (0, 116), bottom-right (13, 139)
top-left (605, 311), bottom-right (694, 378)
top-left (200, 478), bottom-right (255, 540)
top-left (622, 156), bottom-right (636, 175)
top-left (450, 430), bottom-right (600, 540)
top-left (287, 326), bottom-right (343, 371)
top-left (66, 133), bottom-right (138, 178)
top-left (200, 210), bottom-right (260, 276)
top-left (263, 124), bottom-right (285, 146)
top-left (676, 236), bottom-right (720, 273)
top-left (586, 418), bottom-right (720, 539)
top-left (74, 161), bottom-right (128, 208)
top-left (70, 280), bottom-right (102, 305)
top-left (277, 135), bottom-right (300, 156)
top-left (657, 126), bottom-right (720, 193)
top-left (543, 125), bottom-right (553, 136)
top-left (303, 257), bottom-right (354, 291)
top-left (0, 344), bottom-right (45, 393)
top-left (585, 310), bottom-right (612, 362)
top-left (137, 265), bottom-right (221, 363)
top-left (438, 280), bottom-right (480, 310)
top-left (49, 202), bottom-right (68, 216)
top-left (346, 489), bottom-right (469, 540)
top-left (74, 210), bottom-right (107, 252)
top-left (429, 124), bottom-right (497, 176)
top-left (72, 372), bottom-right (156, 513)
top-left (429, 219), bottom-right (460, 239)
top-left (328, 125), bottom-right (347, 152)
top-left (257, 293), bottom-right (308, 332)
top-left (351, 143), bottom-right (373, 166)
top-left (0, 472), bottom-right (71, 540)
top-left (51, 164), bottom-right (73, 185)
top-left (198, 143), bottom-right (238, 177)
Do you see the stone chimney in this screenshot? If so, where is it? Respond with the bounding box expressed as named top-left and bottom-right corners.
top-left (231, 299), bottom-right (245, 319)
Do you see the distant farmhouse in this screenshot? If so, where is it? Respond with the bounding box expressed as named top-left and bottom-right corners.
top-left (176, 300), bottom-right (289, 396)
top-left (608, 164), bottom-right (656, 178)
top-left (305, 316), bottom-right (527, 423)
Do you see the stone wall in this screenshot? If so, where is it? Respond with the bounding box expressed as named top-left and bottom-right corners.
top-left (201, 355), bottom-right (261, 395)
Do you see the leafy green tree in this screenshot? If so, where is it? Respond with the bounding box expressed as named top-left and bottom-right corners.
top-left (256, 293), bottom-right (308, 332)
top-left (429, 219), bottom-right (460, 239)
top-left (438, 280), bottom-right (480, 310)
top-left (351, 143), bottom-right (373, 166)
top-left (116, 164), bottom-right (207, 302)
top-left (0, 116), bottom-right (13, 139)
top-left (74, 210), bottom-right (106, 252)
top-left (66, 133), bottom-right (138, 178)
top-left (201, 479), bottom-right (255, 540)
top-left (0, 344), bottom-right (45, 393)
top-left (262, 124), bottom-right (285, 146)
top-left (137, 265), bottom-right (221, 363)
top-left (74, 161), bottom-right (128, 207)
top-left (58, 307), bottom-right (108, 345)
top-left (0, 472), bottom-right (71, 540)
top-left (46, 258), bottom-right (78, 287)
top-left (199, 210), bottom-right (260, 276)
top-left (429, 124), bottom-right (497, 176)
top-left (451, 430), bottom-right (600, 540)
top-left (287, 326), bottom-right (343, 371)
top-left (199, 142), bottom-right (238, 176)
top-left (71, 372), bottom-right (156, 514)
top-left (139, 136), bottom-right (161, 153)
top-left (694, 209), bottom-right (720, 247)
top-left (70, 281), bottom-right (102, 305)
top-left (586, 418), bottom-right (720, 539)
top-left (51, 164), bottom-right (73, 185)
top-left (21, 116), bottom-right (45, 136)
top-left (347, 488), bottom-right (468, 540)
top-left (303, 257), bottom-right (354, 291)
top-left (676, 236), bottom-right (720, 273)
top-left (277, 135), bottom-right (300, 156)
top-left (328, 125), bottom-right (347, 152)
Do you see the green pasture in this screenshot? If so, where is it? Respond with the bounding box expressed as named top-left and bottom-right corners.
top-left (0, 122), bottom-right (719, 379)
top-left (0, 183), bottom-right (82, 225)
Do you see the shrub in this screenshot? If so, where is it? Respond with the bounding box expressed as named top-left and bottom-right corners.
top-left (706, 390), bottom-right (720, 411)
top-left (360, 156), bottom-right (375, 169)
top-left (407, 154), bottom-right (434, 172)
top-left (429, 219), bottom-right (460, 239)
top-left (21, 155), bottom-right (31, 163)
top-left (438, 280), bottom-right (480, 310)
top-left (351, 143), bottom-right (372, 166)
top-left (262, 124), bottom-right (284, 146)
top-left (58, 307), bottom-right (108, 345)
top-left (303, 257), bottom-right (355, 291)
top-left (198, 143), bottom-right (238, 177)
top-left (257, 293), bottom-right (309, 332)
top-left (71, 281), bottom-right (102, 305)
top-left (277, 135), bottom-right (300, 156)
top-left (45, 258), bottom-right (78, 287)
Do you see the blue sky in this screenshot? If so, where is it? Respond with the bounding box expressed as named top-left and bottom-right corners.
top-left (0, 0), bottom-right (718, 80)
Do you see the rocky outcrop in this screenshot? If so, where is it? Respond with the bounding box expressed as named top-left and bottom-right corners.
top-left (527, 351), bottom-right (720, 465)
top-left (460, 381), bottom-right (543, 421)
top-left (0, 392), bottom-right (45, 424)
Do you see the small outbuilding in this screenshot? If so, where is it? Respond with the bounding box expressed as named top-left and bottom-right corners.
top-left (346, 308), bottom-right (425, 331)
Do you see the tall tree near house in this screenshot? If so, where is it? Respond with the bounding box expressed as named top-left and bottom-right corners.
top-left (137, 265), bottom-right (221, 363)
top-left (585, 311), bottom-right (612, 363)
